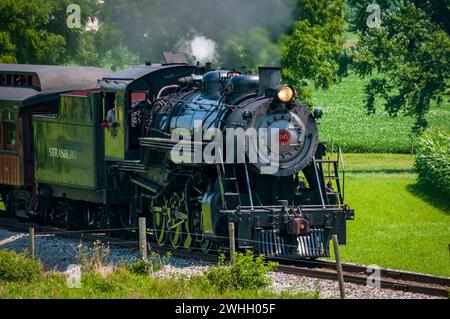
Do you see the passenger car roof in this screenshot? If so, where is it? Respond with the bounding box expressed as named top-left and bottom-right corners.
top-left (0, 64), bottom-right (112, 106)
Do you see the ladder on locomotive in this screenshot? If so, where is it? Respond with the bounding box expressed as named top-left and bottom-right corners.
top-left (217, 165), bottom-right (241, 209)
top-left (216, 148), bottom-right (255, 210)
top-left (313, 148), bottom-right (345, 207)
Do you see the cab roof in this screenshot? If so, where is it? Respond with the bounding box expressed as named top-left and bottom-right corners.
top-left (99, 64), bottom-right (195, 91)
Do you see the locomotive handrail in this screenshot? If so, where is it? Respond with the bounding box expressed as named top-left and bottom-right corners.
top-left (313, 158), bottom-right (327, 208)
top-left (139, 136), bottom-right (208, 145)
top-left (338, 146), bottom-right (345, 201)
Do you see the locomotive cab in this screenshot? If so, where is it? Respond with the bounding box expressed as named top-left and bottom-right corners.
top-left (98, 63), bottom-right (196, 161)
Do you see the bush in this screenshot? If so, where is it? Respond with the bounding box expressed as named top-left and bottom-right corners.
top-left (415, 129), bottom-right (450, 196)
top-left (205, 251), bottom-right (277, 292)
top-left (0, 250), bottom-right (43, 282)
top-left (78, 240), bottom-right (111, 274)
top-left (127, 252), bottom-right (171, 275)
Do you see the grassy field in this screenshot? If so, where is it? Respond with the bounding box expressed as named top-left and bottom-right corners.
top-left (0, 269), bottom-right (317, 299)
top-left (0, 250), bottom-right (318, 299)
top-left (337, 153), bottom-right (450, 277)
top-left (311, 74), bottom-right (450, 153)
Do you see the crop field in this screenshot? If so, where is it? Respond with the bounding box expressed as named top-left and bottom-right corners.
top-left (311, 74), bottom-right (450, 153)
top-left (336, 153), bottom-right (450, 277)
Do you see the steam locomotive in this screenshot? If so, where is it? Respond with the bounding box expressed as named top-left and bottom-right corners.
top-left (0, 55), bottom-right (354, 258)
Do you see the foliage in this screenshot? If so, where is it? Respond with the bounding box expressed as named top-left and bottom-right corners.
top-left (348, 0), bottom-right (450, 34)
top-left (0, 31), bottom-right (16, 63)
top-left (351, 2), bottom-right (450, 133)
top-left (415, 129), bottom-right (450, 196)
top-left (0, 250), bottom-right (43, 282)
top-left (281, 0), bottom-right (348, 102)
top-left (205, 251), bottom-right (277, 292)
top-left (347, 0), bottom-right (401, 33)
top-left (0, 0), bottom-right (98, 64)
top-left (411, 0), bottom-right (450, 34)
top-left (221, 37), bottom-right (254, 70)
top-left (78, 240), bottom-right (111, 274)
top-left (220, 28), bottom-right (282, 71)
top-left (127, 252), bottom-right (171, 275)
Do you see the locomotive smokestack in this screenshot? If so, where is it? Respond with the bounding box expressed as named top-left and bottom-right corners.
top-left (258, 67), bottom-right (281, 95)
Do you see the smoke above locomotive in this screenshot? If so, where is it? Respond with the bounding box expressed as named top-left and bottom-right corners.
top-left (114, 0), bottom-right (294, 67)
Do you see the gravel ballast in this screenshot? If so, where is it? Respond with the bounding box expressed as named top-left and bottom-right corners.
top-left (0, 228), bottom-right (441, 299)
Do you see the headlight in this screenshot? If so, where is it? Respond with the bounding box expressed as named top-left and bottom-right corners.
top-left (276, 85), bottom-right (295, 103)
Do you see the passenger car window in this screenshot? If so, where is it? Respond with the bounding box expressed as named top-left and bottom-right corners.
top-left (4, 121), bottom-right (16, 150)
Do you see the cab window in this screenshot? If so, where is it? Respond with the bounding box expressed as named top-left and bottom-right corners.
top-left (130, 91), bottom-right (145, 127)
top-left (104, 92), bottom-right (116, 123)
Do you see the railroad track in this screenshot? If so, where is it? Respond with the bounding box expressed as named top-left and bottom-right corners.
top-left (0, 217), bottom-right (449, 298)
top-left (274, 261), bottom-right (450, 298)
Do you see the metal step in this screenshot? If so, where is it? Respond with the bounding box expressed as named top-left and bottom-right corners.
top-left (224, 192), bottom-right (240, 196)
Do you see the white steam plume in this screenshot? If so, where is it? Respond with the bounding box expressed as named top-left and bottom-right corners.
top-left (176, 34), bottom-right (218, 64)
top-left (190, 36), bottom-right (217, 63)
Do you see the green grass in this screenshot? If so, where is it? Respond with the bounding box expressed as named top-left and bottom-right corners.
top-left (310, 74), bottom-right (450, 153)
top-left (0, 265), bottom-right (317, 299)
top-left (0, 249), bottom-right (318, 299)
top-left (337, 153), bottom-right (450, 277)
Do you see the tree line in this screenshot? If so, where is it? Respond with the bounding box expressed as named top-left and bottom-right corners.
top-left (0, 0), bottom-right (448, 132)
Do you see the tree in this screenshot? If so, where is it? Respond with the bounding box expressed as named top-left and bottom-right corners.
top-left (281, 0), bottom-right (347, 101)
top-left (352, 2), bottom-right (450, 133)
top-left (0, 0), bottom-right (98, 65)
top-left (348, 0), bottom-right (450, 34)
top-left (0, 31), bottom-right (16, 63)
top-left (347, 0), bottom-right (401, 33)
top-left (220, 37), bottom-right (254, 70)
